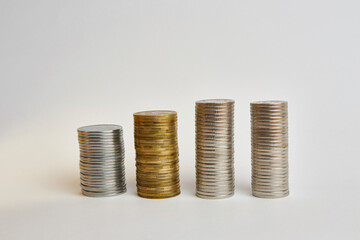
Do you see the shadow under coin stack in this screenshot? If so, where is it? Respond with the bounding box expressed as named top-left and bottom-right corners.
top-left (251, 101), bottom-right (289, 198)
top-left (77, 124), bottom-right (126, 197)
top-left (196, 99), bottom-right (235, 199)
top-left (134, 110), bottom-right (181, 199)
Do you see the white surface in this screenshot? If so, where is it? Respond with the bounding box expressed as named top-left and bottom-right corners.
top-left (0, 0), bottom-right (359, 239)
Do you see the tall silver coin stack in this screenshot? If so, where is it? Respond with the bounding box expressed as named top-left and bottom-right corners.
top-left (251, 101), bottom-right (289, 198)
top-left (77, 124), bottom-right (126, 197)
top-left (196, 99), bottom-right (235, 199)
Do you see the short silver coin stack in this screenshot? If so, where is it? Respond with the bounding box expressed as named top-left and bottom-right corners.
top-left (195, 99), bottom-right (235, 199)
top-left (77, 124), bottom-right (126, 197)
top-left (251, 101), bottom-right (289, 198)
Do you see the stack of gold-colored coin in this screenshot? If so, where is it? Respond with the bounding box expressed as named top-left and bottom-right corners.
top-left (133, 110), bottom-right (180, 199)
top-left (251, 101), bottom-right (289, 198)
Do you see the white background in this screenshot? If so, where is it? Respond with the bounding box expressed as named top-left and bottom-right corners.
top-left (0, 0), bottom-right (359, 239)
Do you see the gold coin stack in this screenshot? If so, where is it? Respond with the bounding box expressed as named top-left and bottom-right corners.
top-left (133, 110), bottom-right (180, 199)
top-left (251, 101), bottom-right (289, 198)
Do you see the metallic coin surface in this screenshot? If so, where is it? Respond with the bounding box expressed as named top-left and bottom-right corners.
top-left (77, 124), bottom-right (126, 197)
top-left (134, 110), bottom-right (181, 199)
top-left (251, 101), bottom-right (289, 198)
top-left (196, 99), bottom-right (235, 199)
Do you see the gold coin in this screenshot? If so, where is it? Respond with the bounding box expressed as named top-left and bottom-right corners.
top-left (134, 110), bottom-right (180, 199)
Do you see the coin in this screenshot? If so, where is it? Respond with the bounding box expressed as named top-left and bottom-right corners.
top-left (77, 124), bottom-right (126, 197)
top-left (134, 110), bottom-right (181, 199)
top-left (251, 101), bottom-right (289, 198)
top-left (195, 99), bottom-right (235, 199)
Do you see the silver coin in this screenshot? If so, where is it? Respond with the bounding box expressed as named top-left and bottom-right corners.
top-left (251, 101), bottom-right (289, 198)
top-left (81, 190), bottom-right (126, 197)
top-left (196, 191), bottom-right (234, 199)
top-left (78, 124), bottom-right (122, 132)
top-left (77, 124), bottom-right (126, 197)
top-left (195, 99), bottom-right (235, 199)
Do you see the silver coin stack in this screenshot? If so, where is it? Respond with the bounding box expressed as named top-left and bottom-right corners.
top-left (77, 124), bottom-right (126, 197)
top-left (196, 99), bottom-right (235, 199)
top-left (251, 101), bottom-right (289, 198)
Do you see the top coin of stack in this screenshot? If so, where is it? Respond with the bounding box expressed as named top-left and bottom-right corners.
top-left (251, 101), bottom-right (289, 198)
top-left (77, 124), bottom-right (127, 197)
top-left (133, 110), bottom-right (180, 199)
top-left (195, 99), bottom-right (235, 199)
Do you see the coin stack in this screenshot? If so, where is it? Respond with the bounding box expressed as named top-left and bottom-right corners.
top-left (196, 99), bottom-right (235, 199)
top-left (134, 110), bottom-right (180, 199)
top-left (77, 124), bottom-right (126, 197)
top-left (251, 101), bottom-right (289, 198)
